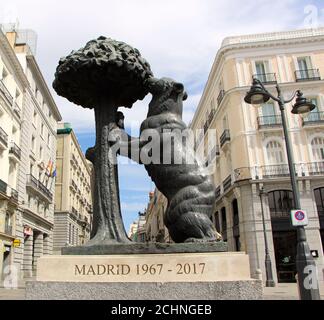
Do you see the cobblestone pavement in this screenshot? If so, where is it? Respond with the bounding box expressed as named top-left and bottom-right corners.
top-left (0, 283), bottom-right (323, 300)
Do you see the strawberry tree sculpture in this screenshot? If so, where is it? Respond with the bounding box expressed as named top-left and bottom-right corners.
top-left (53, 36), bottom-right (153, 244)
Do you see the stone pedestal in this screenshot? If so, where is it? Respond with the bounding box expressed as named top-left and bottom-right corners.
top-left (25, 251), bottom-right (263, 300)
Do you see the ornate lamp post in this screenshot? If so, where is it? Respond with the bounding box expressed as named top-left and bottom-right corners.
top-left (259, 187), bottom-right (275, 287)
top-left (244, 78), bottom-right (320, 300)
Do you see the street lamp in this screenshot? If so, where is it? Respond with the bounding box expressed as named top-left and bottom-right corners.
top-left (259, 187), bottom-right (276, 287)
top-left (245, 77), bottom-right (320, 300)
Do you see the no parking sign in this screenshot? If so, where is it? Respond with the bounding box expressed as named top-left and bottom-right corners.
top-left (291, 209), bottom-right (308, 227)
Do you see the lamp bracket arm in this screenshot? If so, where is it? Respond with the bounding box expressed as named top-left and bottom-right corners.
top-left (284, 91), bottom-right (299, 104)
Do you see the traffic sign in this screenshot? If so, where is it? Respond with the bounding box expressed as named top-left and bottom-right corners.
top-left (291, 209), bottom-right (308, 227)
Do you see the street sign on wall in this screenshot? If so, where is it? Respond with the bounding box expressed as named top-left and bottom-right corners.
top-left (291, 209), bottom-right (308, 227)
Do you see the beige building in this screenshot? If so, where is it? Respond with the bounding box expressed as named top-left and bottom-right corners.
top-left (53, 123), bottom-right (92, 253)
top-left (147, 28), bottom-right (324, 290)
top-left (0, 25), bottom-right (62, 281)
top-left (145, 190), bottom-right (170, 243)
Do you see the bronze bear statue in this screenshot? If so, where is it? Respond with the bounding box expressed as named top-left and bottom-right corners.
top-left (106, 77), bottom-right (221, 243)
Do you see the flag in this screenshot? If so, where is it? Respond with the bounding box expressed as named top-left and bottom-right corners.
top-left (45, 160), bottom-right (53, 177)
top-left (52, 168), bottom-right (57, 178)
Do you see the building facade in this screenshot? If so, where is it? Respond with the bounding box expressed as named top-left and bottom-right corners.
top-left (147, 28), bottom-right (324, 291)
top-left (191, 28), bottom-right (324, 289)
top-left (53, 123), bottom-right (92, 253)
top-left (0, 26), bottom-right (62, 281)
top-left (0, 28), bottom-right (28, 282)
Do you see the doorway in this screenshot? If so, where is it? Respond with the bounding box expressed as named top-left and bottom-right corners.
top-left (273, 230), bottom-right (297, 283)
top-left (2, 246), bottom-right (11, 280)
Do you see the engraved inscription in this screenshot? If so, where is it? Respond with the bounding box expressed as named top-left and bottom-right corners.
top-left (74, 263), bottom-right (207, 277)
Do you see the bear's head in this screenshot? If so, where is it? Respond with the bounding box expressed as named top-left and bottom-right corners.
top-left (145, 77), bottom-right (188, 117)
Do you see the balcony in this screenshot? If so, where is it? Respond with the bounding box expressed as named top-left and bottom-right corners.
top-left (223, 175), bottom-right (232, 192)
top-left (302, 112), bottom-right (324, 126)
top-left (26, 174), bottom-right (53, 202)
top-left (215, 186), bottom-right (221, 200)
top-left (0, 126), bottom-right (8, 149)
top-left (217, 90), bottom-right (226, 106)
top-left (295, 69), bottom-right (321, 82)
top-left (257, 115), bottom-right (282, 129)
top-left (220, 129), bottom-right (231, 148)
top-left (253, 73), bottom-right (277, 84)
top-left (9, 142), bottom-right (22, 161)
top-left (260, 164), bottom-right (290, 179)
top-left (206, 145), bottom-right (220, 165)
top-left (307, 162), bottom-right (324, 176)
top-left (0, 80), bottom-right (13, 106)
top-left (13, 103), bottom-right (21, 118)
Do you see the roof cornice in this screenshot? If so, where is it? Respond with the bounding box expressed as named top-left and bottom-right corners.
top-left (191, 27), bottom-right (324, 127)
top-left (0, 30), bottom-right (29, 88)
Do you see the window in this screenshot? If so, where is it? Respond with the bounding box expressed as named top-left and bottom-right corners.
top-left (31, 135), bottom-right (36, 153)
top-left (215, 211), bottom-right (220, 232)
top-left (39, 146), bottom-right (43, 159)
top-left (33, 110), bottom-right (37, 126)
top-left (2, 68), bottom-right (8, 82)
top-left (268, 190), bottom-right (295, 218)
top-left (41, 123), bottom-right (44, 137)
top-left (297, 56), bottom-right (312, 71)
top-left (47, 133), bottom-right (51, 146)
top-left (255, 61), bottom-right (270, 80)
top-left (311, 137), bottom-right (324, 161)
top-left (261, 102), bottom-right (277, 125)
top-left (221, 207), bottom-right (227, 241)
top-left (306, 98), bottom-right (320, 121)
top-left (222, 115), bottom-right (228, 131)
top-left (266, 141), bottom-right (285, 164)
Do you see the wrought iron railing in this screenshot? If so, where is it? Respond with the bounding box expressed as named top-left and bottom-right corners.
top-left (0, 80), bottom-right (13, 105)
top-left (295, 69), bottom-right (321, 81)
top-left (0, 126), bottom-right (8, 147)
top-left (303, 112), bottom-right (324, 125)
top-left (9, 142), bottom-right (22, 159)
top-left (257, 115), bottom-right (282, 128)
top-left (215, 186), bottom-right (221, 200)
top-left (26, 174), bottom-right (53, 200)
top-left (253, 73), bottom-right (277, 84)
top-left (223, 175), bottom-right (232, 192)
top-left (220, 129), bottom-right (230, 147)
top-left (13, 103), bottom-right (21, 118)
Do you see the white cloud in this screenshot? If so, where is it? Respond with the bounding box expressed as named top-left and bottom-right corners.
top-left (0, 0), bottom-right (305, 132)
top-left (121, 202), bottom-right (148, 213)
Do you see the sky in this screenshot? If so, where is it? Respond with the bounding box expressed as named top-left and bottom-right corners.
top-left (1, 0), bottom-right (323, 232)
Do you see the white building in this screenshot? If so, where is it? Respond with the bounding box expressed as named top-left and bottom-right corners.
top-left (0, 26), bottom-right (62, 280)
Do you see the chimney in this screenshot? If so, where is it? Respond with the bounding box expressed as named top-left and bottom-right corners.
top-left (5, 31), bottom-right (17, 49)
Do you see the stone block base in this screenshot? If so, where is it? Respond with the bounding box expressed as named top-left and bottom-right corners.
top-left (25, 252), bottom-right (263, 300)
top-left (26, 280), bottom-right (263, 300)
